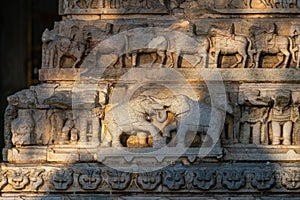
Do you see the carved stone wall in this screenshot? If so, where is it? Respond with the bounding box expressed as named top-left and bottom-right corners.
top-left (2, 0), bottom-right (300, 198)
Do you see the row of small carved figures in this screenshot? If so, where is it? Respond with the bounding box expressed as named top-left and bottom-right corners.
top-left (0, 166), bottom-right (300, 191)
top-left (41, 23), bottom-right (300, 69)
top-left (63, 0), bottom-right (150, 9)
top-left (62, 0), bottom-right (300, 10)
top-left (209, 0), bottom-right (300, 9)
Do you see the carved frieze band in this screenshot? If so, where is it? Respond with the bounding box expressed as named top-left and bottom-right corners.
top-left (58, 0), bottom-right (300, 15)
top-left (59, 0), bottom-right (168, 15)
top-left (40, 20), bottom-right (300, 71)
top-left (1, 164), bottom-right (300, 193)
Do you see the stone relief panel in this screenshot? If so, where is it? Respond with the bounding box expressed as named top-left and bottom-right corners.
top-left (100, 84), bottom-right (231, 150)
top-left (238, 84), bottom-right (300, 146)
top-left (59, 0), bottom-right (168, 15)
top-left (39, 20), bottom-right (300, 75)
top-left (165, 0), bottom-right (300, 18)
top-left (41, 23), bottom-right (86, 69)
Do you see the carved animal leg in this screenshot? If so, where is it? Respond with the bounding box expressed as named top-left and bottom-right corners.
top-left (273, 54), bottom-right (284, 68)
top-left (72, 57), bottom-right (80, 68)
top-left (151, 52), bottom-right (158, 67)
top-left (242, 53), bottom-right (248, 68)
top-left (110, 54), bottom-right (120, 68)
top-left (92, 117), bottom-right (100, 144)
top-left (282, 121), bottom-right (292, 145)
top-left (200, 53), bottom-right (209, 68)
top-left (193, 53), bottom-right (202, 68)
top-left (132, 52), bottom-right (138, 67)
top-left (261, 123), bottom-right (268, 145)
top-left (297, 49), bottom-right (300, 68)
top-left (271, 122), bottom-right (281, 145)
top-left (256, 51), bottom-right (261, 68)
top-left (56, 53), bottom-right (63, 68)
top-left (175, 51), bottom-right (181, 68)
top-left (231, 54), bottom-right (242, 68)
top-left (215, 50), bottom-right (221, 68)
top-left (281, 49), bottom-right (291, 68)
top-left (248, 49), bottom-right (255, 68)
top-left (157, 51), bottom-right (167, 66)
top-left (176, 125), bottom-right (189, 148)
top-left (79, 118), bottom-right (88, 144)
top-left (166, 51), bottom-right (174, 68)
top-left (242, 123), bottom-right (250, 144)
top-left (252, 122), bottom-right (261, 145)
top-left (49, 49), bottom-right (55, 68)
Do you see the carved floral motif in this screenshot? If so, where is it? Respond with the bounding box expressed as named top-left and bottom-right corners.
top-left (222, 169), bottom-right (246, 190)
top-left (192, 169), bottom-right (217, 190)
top-left (78, 168), bottom-right (102, 190)
top-left (105, 170), bottom-right (132, 190)
top-left (136, 171), bottom-right (161, 190)
top-left (50, 169), bottom-right (73, 190)
top-left (163, 168), bottom-right (185, 190)
top-left (251, 169), bottom-right (276, 190)
top-left (282, 169), bottom-right (300, 189)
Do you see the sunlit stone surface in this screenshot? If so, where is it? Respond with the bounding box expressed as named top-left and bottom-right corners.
top-left (2, 0), bottom-right (300, 198)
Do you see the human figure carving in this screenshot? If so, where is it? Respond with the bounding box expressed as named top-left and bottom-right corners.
top-left (290, 26), bottom-right (300, 68)
top-left (240, 90), bottom-right (272, 145)
top-left (268, 91), bottom-right (299, 145)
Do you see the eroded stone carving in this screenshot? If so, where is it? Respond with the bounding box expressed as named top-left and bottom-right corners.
top-left (30, 169), bottom-right (45, 191)
top-left (64, 0), bottom-right (96, 9)
top-left (102, 95), bottom-right (166, 148)
top-left (268, 90), bottom-right (298, 145)
top-left (163, 167), bottom-right (185, 190)
top-left (240, 89), bottom-right (271, 145)
top-left (222, 169), bottom-right (245, 190)
top-left (50, 169), bottom-right (73, 190)
top-left (151, 94), bottom-right (231, 148)
top-left (7, 170), bottom-right (30, 190)
top-left (78, 168), bottom-right (102, 190)
top-left (192, 169), bottom-right (217, 190)
top-left (104, 170), bottom-right (131, 190)
top-left (282, 169), bottom-right (300, 189)
top-left (249, 23), bottom-right (293, 68)
top-left (250, 169), bottom-right (276, 190)
top-left (209, 24), bottom-right (252, 68)
top-left (4, 0), bottom-right (300, 198)
top-left (11, 109), bottom-right (35, 147)
top-left (0, 170), bottom-right (8, 190)
top-left (42, 28), bottom-right (86, 68)
top-left (136, 171), bottom-right (161, 190)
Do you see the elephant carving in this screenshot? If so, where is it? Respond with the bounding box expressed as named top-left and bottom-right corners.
top-left (151, 94), bottom-right (232, 148)
top-left (101, 95), bottom-right (166, 148)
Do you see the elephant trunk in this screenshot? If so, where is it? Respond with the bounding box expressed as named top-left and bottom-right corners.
top-left (156, 110), bottom-right (168, 123)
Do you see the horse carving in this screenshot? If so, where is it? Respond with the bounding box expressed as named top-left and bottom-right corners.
top-left (249, 24), bottom-right (293, 68)
top-left (42, 28), bottom-right (85, 68)
top-left (209, 25), bottom-right (252, 68)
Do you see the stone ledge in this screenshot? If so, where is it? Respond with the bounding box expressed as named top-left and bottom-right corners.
top-left (39, 68), bottom-right (300, 83)
top-left (224, 145), bottom-right (300, 161)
